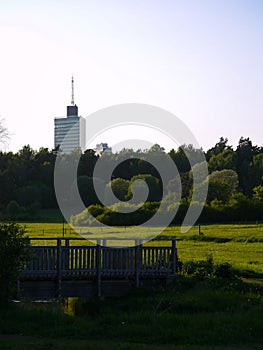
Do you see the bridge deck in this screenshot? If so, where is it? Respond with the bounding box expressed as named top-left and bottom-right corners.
top-left (19, 238), bottom-right (177, 298)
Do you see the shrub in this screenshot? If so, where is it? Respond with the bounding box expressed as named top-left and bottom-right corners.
top-left (182, 255), bottom-right (214, 278)
top-left (213, 262), bottom-right (234, 279)
top-left (0, 223), bottom-right (30, 301)
top-left (86, 204), bottom-right (105, 218)
top-left (193, 267), bottom-right (208, 280)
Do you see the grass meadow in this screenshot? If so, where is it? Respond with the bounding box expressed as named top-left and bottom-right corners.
top-left (1, 276), bottom-right (263, 350)
top-left (22, 222), bottom-right (263, 276)
top-left (1, 221), bottom-right (262, 349)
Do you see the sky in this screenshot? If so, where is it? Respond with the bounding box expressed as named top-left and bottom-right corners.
top-left (0, 0), bottom-right (263, 153)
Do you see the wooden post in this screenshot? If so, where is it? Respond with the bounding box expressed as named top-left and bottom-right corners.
top-left (198, 225), bottom-right (204, 235)
top-left (65, 238), bottom-right (70, 271)
top-left (171, 239), bottom-right (177, 275)
top-left (62, 217), bottom-right (65, 237)
top-left (96, 242), bottom-right (101, 297)
top-left (57, 239), bottom-right (62, 297)
top-left (135, 240), bottom-right (141, 288)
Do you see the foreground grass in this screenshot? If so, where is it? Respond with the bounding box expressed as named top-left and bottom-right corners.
top-left (3, 337), bottom-right (260, 350)
top-left (1, 339), bottom-right (262, 350)
top-left (0, 277), bottom-right (262, 349)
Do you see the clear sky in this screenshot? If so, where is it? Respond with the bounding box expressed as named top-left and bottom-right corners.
top-left (0, 0), bottom-right (263, 153)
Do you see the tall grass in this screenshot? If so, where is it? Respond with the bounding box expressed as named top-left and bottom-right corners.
top-left (1, 276), bottom-right (262, 349)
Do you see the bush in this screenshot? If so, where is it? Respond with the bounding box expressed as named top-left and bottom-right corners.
top-left (182, 255), bottom-right (214, 278)
top-left (213, 262), bottom-right (234, 279)
top-left (181, 256), bottom-right (237, 282)
top-left (192, 267), bottom-right (208, 280)
top-left (0, 223), bottom-right (30, 301)
top-left (86, 204), bottom-right (105, 218)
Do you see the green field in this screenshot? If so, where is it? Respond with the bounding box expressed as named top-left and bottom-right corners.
top-left (1, 222), bottom-right (263, 349)
top-left (1, 275), bottom-right (263, 350)
top-left (21, 222), bottom-right (263, 276)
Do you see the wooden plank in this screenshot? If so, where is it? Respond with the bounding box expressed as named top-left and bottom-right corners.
top-left (96, 244), bottom-right (101, 297)
top-left (135, 244), bottom-right (141, 287)
top-left (83, 248), bottom-right (87, 269)
top-left (21, 239), bottom-right (177, 280)
top-left (57, 239), bottom-right (62, 297)
top-left (70, 248), bottom-right (74, 270)
top-left (91, 248), bottom-right (95, 270)
top-left (171, 239), bottom-right (176, 274)
top-left (79, 248), bottom-right (82, 271)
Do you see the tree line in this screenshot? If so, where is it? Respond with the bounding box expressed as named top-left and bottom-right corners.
top-left (0, 136), bottom-right (263, 223)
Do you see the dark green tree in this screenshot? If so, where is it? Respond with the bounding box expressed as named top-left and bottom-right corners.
top-left (0, 223), bottom-right (30, 300)
top-left (206, 170), bottom-right (238, 204)
top-left (236, 137), bottom-right (260, 194)
top-left (78, 149), bottom-right (98, 177)
top-left (208, 148), bottom-right (236, 172)
top-left (77, 176), bottom-right (105, 207)
top-left (206, 137), bottom-right (230, 161)
top-left (253, 185), bottom-right (263, 203)
top-left (126, 174), bottom-right (162, 203)
top-left (6, 200), bottom-right (22, 220)
top-left (105, 178), bottom-right (129, 204)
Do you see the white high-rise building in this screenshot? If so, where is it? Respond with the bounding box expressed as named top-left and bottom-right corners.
top-left (54, 77), bottom-right (86, 153)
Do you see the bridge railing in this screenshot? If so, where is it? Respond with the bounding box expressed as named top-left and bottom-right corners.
top-left (21, 238), bottom-right (177, 295)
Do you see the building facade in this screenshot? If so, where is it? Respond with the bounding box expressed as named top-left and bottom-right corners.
top-left (94, 142), bottom-right (112, 156)
top-left (54, 78), bottom-right (86, 153)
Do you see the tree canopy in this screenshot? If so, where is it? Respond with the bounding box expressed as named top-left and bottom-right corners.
top-left (0, 136), bottom-right (262, 223)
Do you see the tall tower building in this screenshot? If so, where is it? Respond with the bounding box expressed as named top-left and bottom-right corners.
top-left (54, 76), bottom-right (86, 153)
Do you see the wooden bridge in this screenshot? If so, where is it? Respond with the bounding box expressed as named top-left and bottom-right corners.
top-left (18, 238), bottom-right (177, 299)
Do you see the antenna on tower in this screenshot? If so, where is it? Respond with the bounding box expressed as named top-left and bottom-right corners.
top-left (71, 75), bottom-right (74, 105)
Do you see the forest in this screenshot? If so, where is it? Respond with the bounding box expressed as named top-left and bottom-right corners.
top-left (0, 136), bottom-right (263, 224)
